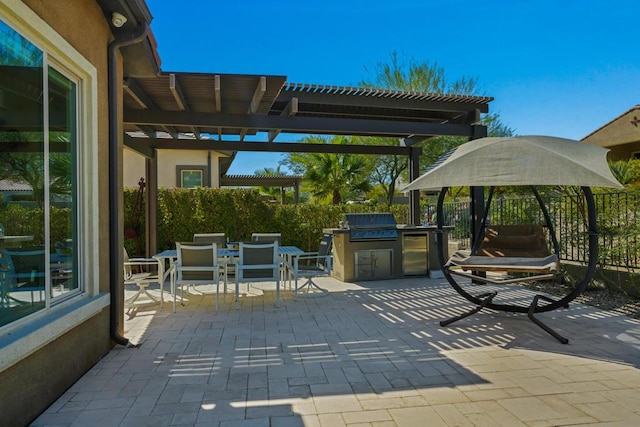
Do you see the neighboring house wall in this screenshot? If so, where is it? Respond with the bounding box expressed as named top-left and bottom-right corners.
top-left (582, 106), bottom-right (640, 161)
top-left (0, 1), bottom-right (112, 425)
top-left (124, 147), bottom-right (228, 188)
top-left (124, 146), bottom-right (147, 188)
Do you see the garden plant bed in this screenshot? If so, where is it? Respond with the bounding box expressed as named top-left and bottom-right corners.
top-left (523, 280), bottom-right (640, 320)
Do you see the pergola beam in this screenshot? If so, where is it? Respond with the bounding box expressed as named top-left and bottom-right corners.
top-left (249, 76), bottom-right (266, 113)
top-left (169, 73), bottom-right (187, 111)
top-left (214, 75), bottom-right (222, 138)
top-left (277, 90), bottom-right (490, 114)
top-left (240, 76), bottom-right (267, 141)
top-left (123, 78), bottom-right (155, 109)
top-left (213, 74), bottom-right (221, 112)
top-left (401, 135), bottom-right (431, 146)
top-left (124, 135), bottom-right (418, 155)
top-left (124, 110), bottom-right (478, 138)
top-left (124, 136), bottom-right (155, 158)
top-left (169, 74), bottom-right (200, 137)
top-left (269, 97), bottom-right (298, 142)
top-left (137, 125), bottom-right (156, 139)
top-left (162, 125), bottom-right (179, 139)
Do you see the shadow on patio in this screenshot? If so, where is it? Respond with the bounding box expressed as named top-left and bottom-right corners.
top-left (34, 276), bottom-right (640, 426)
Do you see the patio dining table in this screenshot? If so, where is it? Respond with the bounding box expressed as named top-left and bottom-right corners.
top-left (153, 245), bottom-right (304, 300)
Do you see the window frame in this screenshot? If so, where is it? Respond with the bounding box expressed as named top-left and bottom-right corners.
top-left (0, 0), bottom-right (105, 364)
top-left (46, 60), bottom-right (82, 304)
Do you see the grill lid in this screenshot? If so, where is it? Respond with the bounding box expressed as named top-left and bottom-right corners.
top-left (345, 213), bottom-right (397, 228)
top-left (344, 213), bottom-right (398, 240)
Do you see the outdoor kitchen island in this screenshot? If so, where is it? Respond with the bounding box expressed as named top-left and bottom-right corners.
top-left (325, 213), bottom-right (449, 282)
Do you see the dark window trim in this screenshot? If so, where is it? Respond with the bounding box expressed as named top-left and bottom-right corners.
top-left (176, 165), bottom-right (209, 188)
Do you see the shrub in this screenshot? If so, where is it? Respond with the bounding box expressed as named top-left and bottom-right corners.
top-left (124, 187), bottom-right (411, 253)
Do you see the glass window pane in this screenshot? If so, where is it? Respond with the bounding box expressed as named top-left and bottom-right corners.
top-left (0, 20), bottom-right (46, 325)
top-left (48, 66), bottom-right (77, 296)
top-left (181, 170), bottom-right (202, 188)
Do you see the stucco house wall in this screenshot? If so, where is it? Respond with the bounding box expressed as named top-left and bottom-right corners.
top-left (124, 147), bottom-right (228, 188)
top-left (582, 105), bottom-right (640, 161)
top-left (124, 146), bottom-right (147, 188)
top-left (0, 1), bottom-right (114, 425)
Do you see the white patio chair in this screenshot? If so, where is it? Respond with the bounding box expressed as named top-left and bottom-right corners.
top-left (193, 233), bottom-right (226, 247)
top-left (192, 233), bottom-right (236, 283)
top-left (235, 241), bottom-right (281, 307)
top-left (171, 242), bottom-right (222, 312)
top-left (251, 233), bottom-right (282, 245)
top-left (123, 248), bottom-right (163, 307)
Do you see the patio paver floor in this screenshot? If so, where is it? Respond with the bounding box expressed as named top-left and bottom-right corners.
top-left (33, 276), bottom-right (640, 426)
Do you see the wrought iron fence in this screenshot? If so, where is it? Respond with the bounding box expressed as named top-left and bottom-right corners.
top-left (426, 190), bottom-right (640, 270)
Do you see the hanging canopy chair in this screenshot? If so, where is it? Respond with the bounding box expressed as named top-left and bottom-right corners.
top-left (402, 136), bottom-right (624, 344)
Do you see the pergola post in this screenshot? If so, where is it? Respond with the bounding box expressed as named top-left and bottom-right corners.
top-left (145, 150), bottom-right (158, 257)
top-left (469, 124), bottom-right (489, 251)
top-left (409, 146), bottom-right (422, 225)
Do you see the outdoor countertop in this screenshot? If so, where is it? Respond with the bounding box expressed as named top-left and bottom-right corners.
top-left (323, 225), bottom-right (452, 234)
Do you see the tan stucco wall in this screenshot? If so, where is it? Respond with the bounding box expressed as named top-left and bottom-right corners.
top-left (1, 1), bottom-right (115, 425)
top-left (0, 309), bottom-right (110, 427)
top-left (124, 148), bottom-right (227, 188)
top-left (583, 108), bottom-right (640, 160)
top-left (604, 141), bottom-right (640, 161)
top-left (124, 147), bottom-right (147, 188)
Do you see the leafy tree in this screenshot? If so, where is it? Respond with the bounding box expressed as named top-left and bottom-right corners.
top-left (420, 114), bottom-right (515, 167)
top-left (49, 153), bottom-right (72, 195)
top-left (361, 51), bottom-right (480, 95)
top-left (281, 136), bottom-right (370, 205)
top-left (1, 29), bottom-right (71, 208)
top-left (360, 51), bottom-right (515, 178)
top-left (354, 136), bottom-right (407, 205)
top-left (0, 131), bottom-right (44, 207)
top-left (0, 131), bottom-right (73, 208)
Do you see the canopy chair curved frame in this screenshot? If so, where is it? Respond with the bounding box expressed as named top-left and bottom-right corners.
top-left (401, 136), bottom-right (622, 344)
top-left (435, 185), bottom-right (598, 344)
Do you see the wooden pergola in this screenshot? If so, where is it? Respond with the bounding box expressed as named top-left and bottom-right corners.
top-left (121, 71), bottom-right (493, 254)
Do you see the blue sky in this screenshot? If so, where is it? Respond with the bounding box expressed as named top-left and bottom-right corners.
top-left (146, 0), bottom-right (640, 175)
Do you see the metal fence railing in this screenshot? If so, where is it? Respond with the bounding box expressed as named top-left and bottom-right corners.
top-left (425, 190), bottom-right (640, 271)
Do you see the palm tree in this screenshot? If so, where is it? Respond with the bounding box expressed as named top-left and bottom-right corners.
top-left (254, 165), bottom-right (284, 201)
top-left (283, 136), bottom-right (370, 205)
top-left (609, 159), bottom-right (639, 186)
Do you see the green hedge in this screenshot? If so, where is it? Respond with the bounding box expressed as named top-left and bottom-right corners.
top-left (124, 188), bottom-right (412, 255)
top-left (0, 205), bottom-right (71, 248)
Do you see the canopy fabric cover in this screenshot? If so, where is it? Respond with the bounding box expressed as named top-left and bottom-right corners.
top-left (402, 135), bottom-right (624, 191)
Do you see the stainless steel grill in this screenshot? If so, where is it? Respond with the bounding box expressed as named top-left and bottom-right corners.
top-left (344, 213), bottom-right (398, 241)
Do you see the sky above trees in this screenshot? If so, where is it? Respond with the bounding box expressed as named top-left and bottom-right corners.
top-left (147, 0), bottom-right (640, 175)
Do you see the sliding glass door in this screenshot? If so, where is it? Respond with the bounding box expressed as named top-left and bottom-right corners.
top-left (0, 19), bottom-right (80, 327)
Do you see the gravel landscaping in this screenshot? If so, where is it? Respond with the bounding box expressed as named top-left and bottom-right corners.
top-left (524, 279), bottom-right (640, 320)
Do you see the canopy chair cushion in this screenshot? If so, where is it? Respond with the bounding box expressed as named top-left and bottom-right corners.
top-left (478, 225), bottom-right (551, 258)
